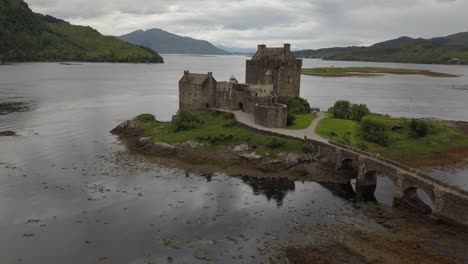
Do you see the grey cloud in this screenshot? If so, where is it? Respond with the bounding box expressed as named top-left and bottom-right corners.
top-left (26, 0), bottom-right (468, 49)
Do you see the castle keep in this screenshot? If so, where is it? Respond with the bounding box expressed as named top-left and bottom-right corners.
top-left (179, 44), bottom-right (302, 128)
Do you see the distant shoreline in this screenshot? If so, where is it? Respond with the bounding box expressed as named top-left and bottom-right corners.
top-left (302, 67), bottom-right (459, 77)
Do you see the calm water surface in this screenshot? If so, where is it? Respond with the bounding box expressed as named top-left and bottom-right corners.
top-left (0, 56), bottom-right (467, 263)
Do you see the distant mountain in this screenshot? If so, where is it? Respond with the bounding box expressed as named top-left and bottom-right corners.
top-left (215, 44), bottom-right (255, 56)
top-left (293, 32), bottom-right (468, 65)
top-left (0, 0), bottom-right (163, 63)
top-left (119, 29), bottom-right (230, 55)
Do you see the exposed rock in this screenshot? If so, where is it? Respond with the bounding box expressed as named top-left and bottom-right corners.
top-left (110, 120), bottom-right (132, 134)
top-left (232, 143), bottom-right (250, 152)
top-left (178, 140), bottom-right (203, 149)
top-left (0, 131), bottom-right (16, 136)
top-left (239, 152), bottom-right (263, 161)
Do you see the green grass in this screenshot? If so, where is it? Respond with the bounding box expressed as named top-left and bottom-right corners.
top-left (288, 114), bottom-right (317, 130)
top-left (132, 112), bottom-right (306, 157)
top-left (315, 114), bottom-right (468, 160)
top-left (302, 67), bottom-right (457, 77)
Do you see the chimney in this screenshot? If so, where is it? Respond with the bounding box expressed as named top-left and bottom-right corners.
top-left (258, 44), bottom-right (266, 51)
top-left (184, 70), bottom-right (189, 75)
top-left (207, 72), bottom-right (212, 77)
top-left (284, 43), bottom-right (291, 52)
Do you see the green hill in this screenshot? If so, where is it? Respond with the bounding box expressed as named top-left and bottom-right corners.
top-left (294, 32), bottom-right (468, 65)
top-left (0, 0), bottom-right (163, 63)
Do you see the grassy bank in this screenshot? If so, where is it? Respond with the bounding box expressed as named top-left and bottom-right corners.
top-left (287, 114), bottom-right (317, 130)
top-left (132, 111), bottom-right (305, 156)
top-left (315, 114), bottom-right (468, 161)
top-left (302, 67), bottom-right (458, 77)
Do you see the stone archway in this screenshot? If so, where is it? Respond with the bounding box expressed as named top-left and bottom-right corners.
top-left (340, 158), bottom-right (358, 178)
top-left (400, 187), bottom-right (435, 214)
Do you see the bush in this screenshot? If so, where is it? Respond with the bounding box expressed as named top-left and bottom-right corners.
top-left (359, 119), bottom-right (389, 146)
top-left (357, 142), bottom-right (369, 150)
top-left (135, 113), bottom-right (156, 123)
top-left (409, 119), bottom-right (428, 138)
top-left (286, 113), bottom-right (296, 126)
top-left (279, 96), bottom-right (311, 114)
top-left (267, 138), bottom-right (285, 149)
top-left (172, 111), bottom-right (203, 132)
top-left (223, 120), bottom-right (237, 128)
top-left (303, 143), bottom-right (317, 154)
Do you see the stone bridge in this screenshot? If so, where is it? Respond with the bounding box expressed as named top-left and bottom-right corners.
top-left (213, 108), bottom-right (468, 226)
top-left (317, 141), bottom-right (468, 226)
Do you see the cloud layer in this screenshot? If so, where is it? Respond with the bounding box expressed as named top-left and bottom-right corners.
top-left (27, 0), bottom-right (468, 49)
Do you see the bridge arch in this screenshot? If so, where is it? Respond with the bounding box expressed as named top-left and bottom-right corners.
top-left (401, 187), bottom-right (435, 214)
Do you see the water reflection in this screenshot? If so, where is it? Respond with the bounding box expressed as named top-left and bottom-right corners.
top-left (320, 182), bottom-right (377, 203)
top-left (241, 176), bottom-right (295, 207)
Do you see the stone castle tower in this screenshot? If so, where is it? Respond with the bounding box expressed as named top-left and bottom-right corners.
top-left (245, 43), bottom-right (302, 97)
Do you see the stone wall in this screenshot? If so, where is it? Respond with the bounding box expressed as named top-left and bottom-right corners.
top-left (254, 103), bottom-right (288, 128)
top-left (245, 59), bottom-right (302, 97)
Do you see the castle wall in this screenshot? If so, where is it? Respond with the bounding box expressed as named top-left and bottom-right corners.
top-left (179, 83), bottom-right (203, 110)
top-left (254, 103), bottom-right (288, 128)
top-left (246, 59), bottom-right (302, 97)
top-left (201, 78), bottom-right (217, 108)
top-left (215, 82), bottom-right (239, 110)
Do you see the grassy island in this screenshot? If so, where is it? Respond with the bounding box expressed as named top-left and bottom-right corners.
top-left (302, 67), bottom-right (458, 77)
top-left (316, 113), bottom-right (468, 163)
top-left (132, 111), bottom-right (306, 156)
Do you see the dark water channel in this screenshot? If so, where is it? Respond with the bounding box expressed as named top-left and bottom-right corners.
top-left (1, 57), bottom-right (467, 263)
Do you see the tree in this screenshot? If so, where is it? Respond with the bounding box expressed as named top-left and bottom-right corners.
top-left (279, 96), bottom-right (311, 115)
top-left (329, 100), bottom-right (352, 119)
top-left (351, 104), bottom-right (370, 121)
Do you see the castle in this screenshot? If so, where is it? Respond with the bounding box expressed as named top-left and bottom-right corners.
top-left (179, 44), bottom-right (302, 128)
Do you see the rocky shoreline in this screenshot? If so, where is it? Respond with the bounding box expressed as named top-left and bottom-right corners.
top-left (110, 120), bottom-right (337, 181)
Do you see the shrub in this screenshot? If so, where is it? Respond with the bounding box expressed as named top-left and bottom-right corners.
top-left (279, 96), bottom-right (311, 114)
top-left (135, 113), bottom-right (156, 123)
top-left (359, 119), bottom-right (389, 146)
top-left (223, 120), bottom-right (237, 128)
top-left (357, 142), bottom-right (369, 150)
top-left (172, 111), bottom-right (203, 132)
top-left (409, 119), bottom-right (428, 138)
top-left (267, 138), bottom-right (285, 149)
top-left (303, 143), bottom-right (317, 154)
top-left (286, 113), bottom-right (296, 126)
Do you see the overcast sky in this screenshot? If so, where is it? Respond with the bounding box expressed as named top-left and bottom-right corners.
top-left (27, 0), bottom-right (468, 50)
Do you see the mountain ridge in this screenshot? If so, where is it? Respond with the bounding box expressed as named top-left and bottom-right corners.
top-left (294, 31), bottom-right (468, 65)
top-left (119, 28), bottom-right (230, 55)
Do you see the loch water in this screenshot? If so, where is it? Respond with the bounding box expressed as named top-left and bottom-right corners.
top-left (1, 56), bottom-right (467, 263)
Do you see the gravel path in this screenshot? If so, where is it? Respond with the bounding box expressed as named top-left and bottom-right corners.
top-left (230, 110), bottom-right (328, 143)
